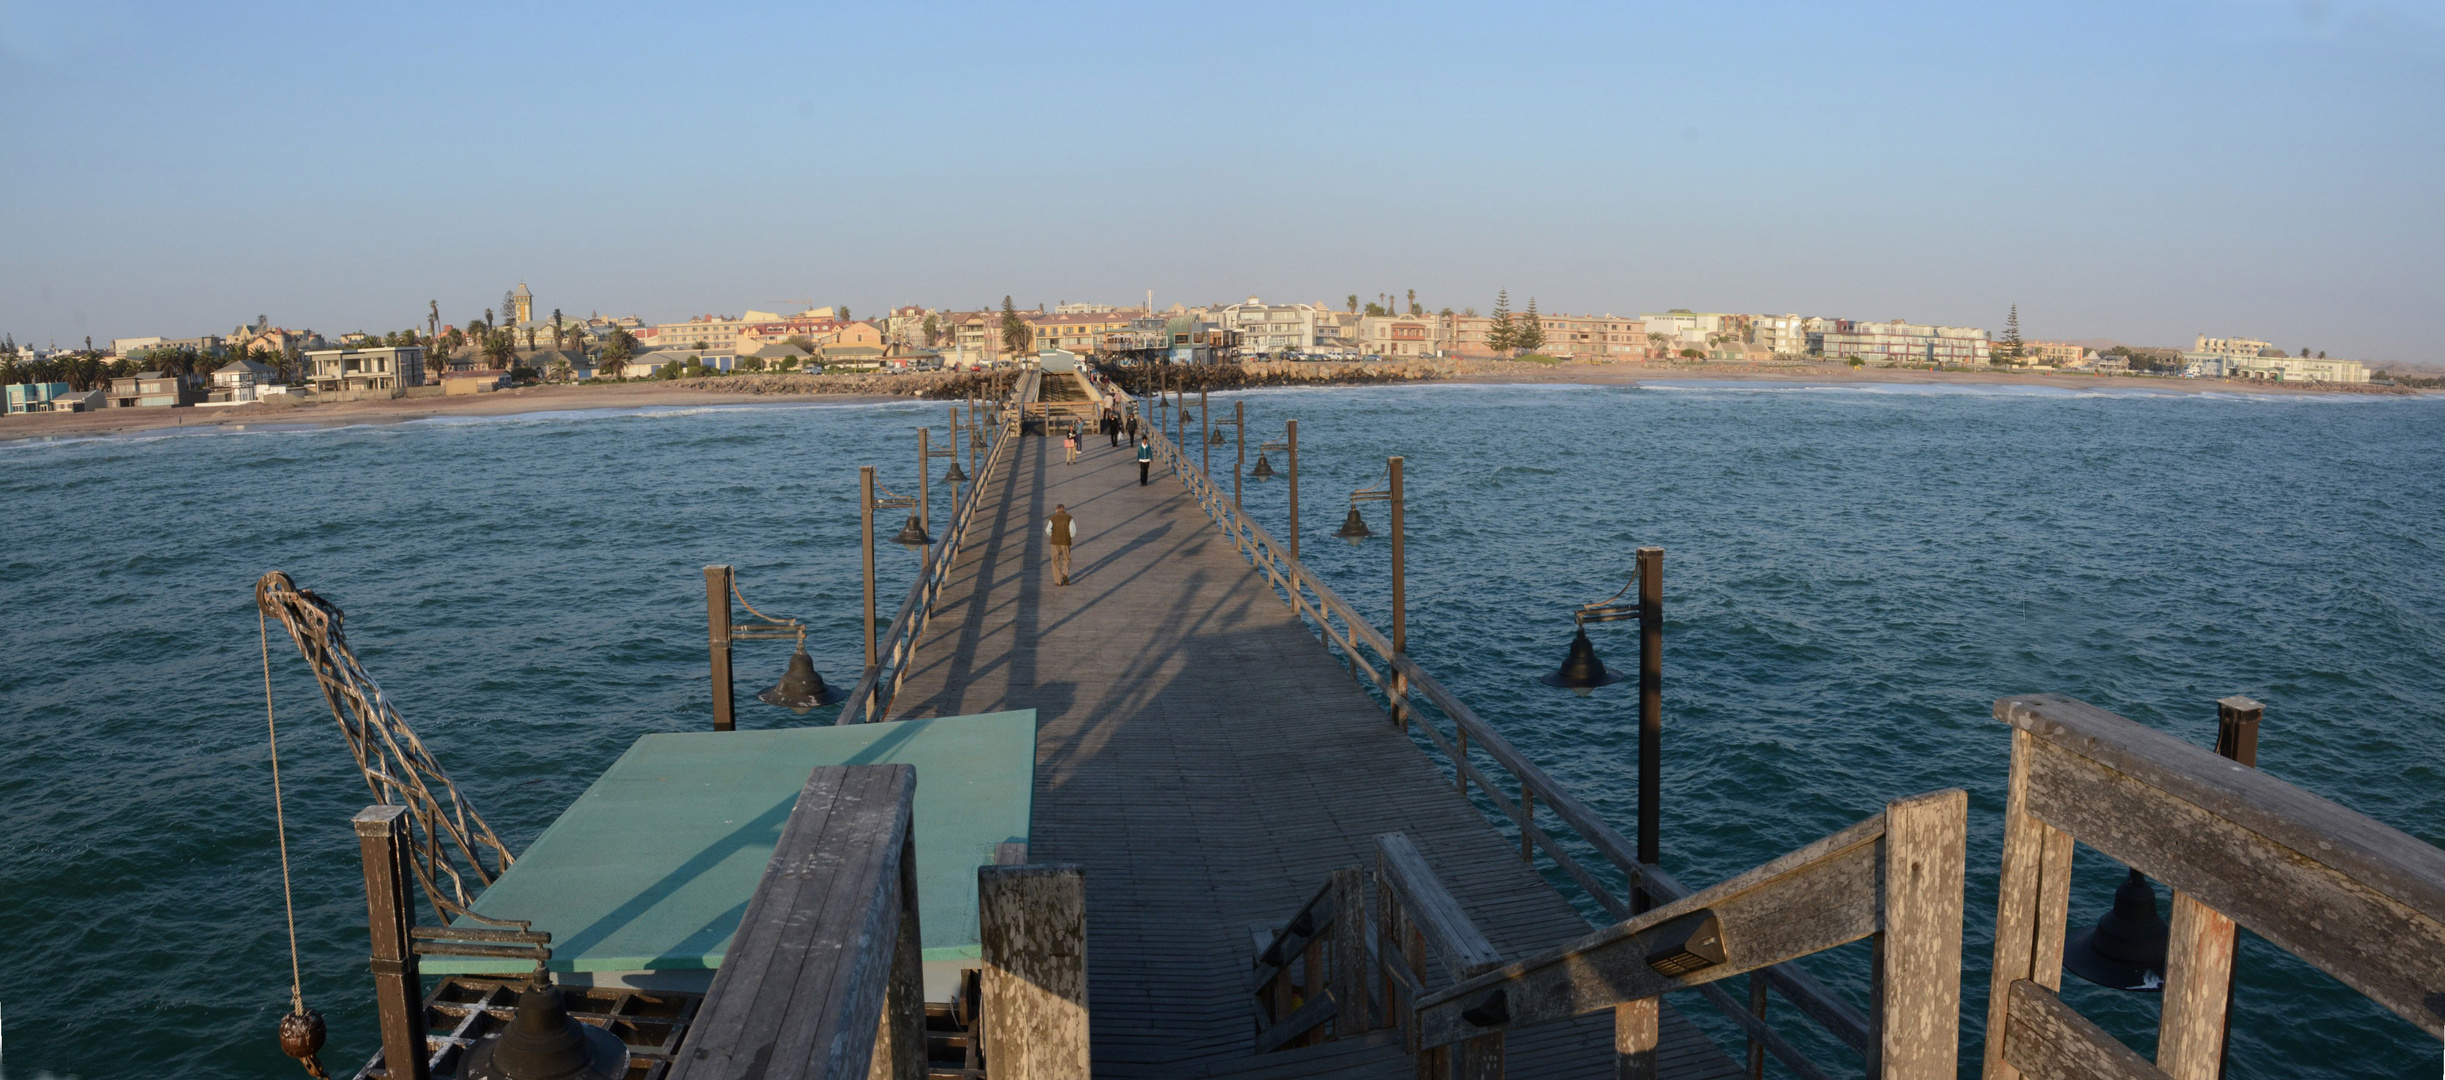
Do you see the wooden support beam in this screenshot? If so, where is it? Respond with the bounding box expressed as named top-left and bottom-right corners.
top-left (2000, 980), bottom-right (2168, 1080)
top-left (1982, 727), bottom-right (2076, 1080)
top-left (1878, 788), bottom-right (1968, 1080)
top-left (354, 804), bottom-right (430, 1080)
top-left (979, 863), bottom-right (1089, 1080)
top-left (1331, 867), bottom-right (1371, 1037)
top-left (1614, 999), bottom-right (1658, 1080)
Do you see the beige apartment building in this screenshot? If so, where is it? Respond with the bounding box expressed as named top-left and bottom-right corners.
top-left (1356, 315), bottom-right (1447, 357)
top-left (2024, 341), bottom-right (2088, 366)
top-left (1449, 312), bottom-right (1642, 358)
top-left (1029, 309), bottom-right (1150, 354)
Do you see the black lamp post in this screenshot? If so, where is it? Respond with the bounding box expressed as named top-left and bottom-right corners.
top-left (1540, 548), bottom-right (1667, 909)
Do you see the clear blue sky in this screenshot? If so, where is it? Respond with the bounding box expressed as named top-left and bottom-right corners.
top-left (4, 1), bottom-right (2440, 361)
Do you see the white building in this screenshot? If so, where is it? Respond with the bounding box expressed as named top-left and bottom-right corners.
top-left (305, 346), bottom-right (425, 393)
top-left (201, 357), bottom-right (280, 406)
top-left (2228, 355), bottom-right (2369, 383)
top-left (1750, 315), bottom-right (1809, 358)
top-left (1814, 320), bottom-right (1989, 366)
top-left (1210, 298), bottom-right (1327, 356)
top-left (2193, 334), bottom-right (2273, 361)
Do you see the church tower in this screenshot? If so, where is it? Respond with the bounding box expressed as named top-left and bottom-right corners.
top-left (512, 283), bottom-right (534, 325)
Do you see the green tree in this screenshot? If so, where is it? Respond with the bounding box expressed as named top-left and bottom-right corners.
top-left (1516, 299), bottom-right (1546, 353)
top-left (1363, 301), bottom-right (1388, 317)
top-left (999, 296), bottom-right (1031, 357)
top-left (503, 288), bottom-right (518, 328)
top-left (920, 313), bottom-right (940, 346)
top-left (551, 308), bottom-right (566, 349)
top-left (483, 328), bottom-right (516, 369)
top-left (546, 353), bottom-right (572, 382)
top-left (1407, 289), bottom-right (1419, 316)
top-left (1994, 304), bottom-right (2023, 366)
top-left (1487, 290), bottom-right (1516, 354)
top-left (603, 327), bottom-right (637, 366)
top-left (1346, 295), bottom-right (1359, 314)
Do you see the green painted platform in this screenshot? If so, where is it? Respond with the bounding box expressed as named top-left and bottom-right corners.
top-left (425, 710), bottom-right (1035, 975)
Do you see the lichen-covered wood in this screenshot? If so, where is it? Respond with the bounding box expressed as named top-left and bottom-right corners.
top-left (979, 863), bottom-right (1088, 1080)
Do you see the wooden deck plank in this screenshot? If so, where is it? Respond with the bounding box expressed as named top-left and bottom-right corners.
top-left (887, 406), bottom-right (1741, 1080)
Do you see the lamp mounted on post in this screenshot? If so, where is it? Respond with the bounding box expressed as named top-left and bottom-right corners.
top-left (1541, 547), bottom-right (1666, 909)
top-left (934, 408), bottom-right (968, 485)
top-left (705, 565), bottom-right (845, 725)
top-left (1539, 573), bottom-right (1638, 697)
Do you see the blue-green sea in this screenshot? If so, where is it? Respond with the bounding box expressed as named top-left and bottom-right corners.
top-left (1, 381), bottom-right (2439, 1078)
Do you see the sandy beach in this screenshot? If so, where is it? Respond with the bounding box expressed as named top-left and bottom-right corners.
top-left (2, 360), bottom-right (2416, 444)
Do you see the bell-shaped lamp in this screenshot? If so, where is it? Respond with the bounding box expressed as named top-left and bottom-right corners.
top-left (1209, 426), bottom-right (1228, 446)
top-left (758, 645), bottom-right (845, 713)
top-left (1335, 506), bottom-right (1372, 544)
top-left (1539, 626), bottom-right (1626, 697)
top-left (1249, 454), bottom-right (1276, 481)
top-left (943, 460), bottom-right (969, 484)
top-left (460, 985), bottom-right (629, 1080)
top-left (2063, 868), bottom-right (2170, 992)
top-left (892, 514), bottom-right (933, 548)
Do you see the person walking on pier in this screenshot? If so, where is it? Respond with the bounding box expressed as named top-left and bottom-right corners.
top-left (1046, 503), bottom-right (1079, 585)
top-left (1125, 410), bottom-right (1139, 442)
top-left (1063, 428), bottom-right (1078, 465)
top-left (1137, 436), bottom-right (1153, 485)
top-left (1105, 407), bottom-right (1121, 447)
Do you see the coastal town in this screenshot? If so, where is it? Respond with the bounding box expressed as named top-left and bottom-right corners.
top-left (0, 284), bottom-right (2404, 417)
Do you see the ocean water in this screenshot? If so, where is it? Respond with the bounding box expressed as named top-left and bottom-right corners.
top-left (1, 383), bottom-right (2439, 1078)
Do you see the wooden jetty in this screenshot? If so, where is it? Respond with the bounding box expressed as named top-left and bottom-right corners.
top-left (296, 366), bottom-right (2444, 1080)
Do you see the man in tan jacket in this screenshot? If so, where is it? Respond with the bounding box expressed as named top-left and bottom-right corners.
top-left (1046, 503), bottom-right (1079, 585)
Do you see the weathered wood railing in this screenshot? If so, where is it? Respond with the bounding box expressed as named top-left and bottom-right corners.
top-left (1983, 694), bottom-right (2445, 1080)
top-left (1413, 789), bottom-right (1967, 1080)
top-left (1377, 833), bottom-right (1511, 1076)
top-left (1251, 867), bottom-right (1372, 1053)
top-left (668, 764), bottom-right (925, 1080)
top-left (838, 379), bottom-right (1024, 725)
top-left (1109, 381), bottom-right (1877, 1074)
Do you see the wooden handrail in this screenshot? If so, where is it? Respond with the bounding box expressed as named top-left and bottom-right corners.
top-left (1410, 788), bottom-right (1965, 1080)
top-left (1985, 694), bottom-right (2445, 1080)
top-left (669, 764), bottom-right (924, 1080)
top-left (838, 380), bottom-right (1025, 725)
top-left (1113, 377), bottom-right (1876, 1062)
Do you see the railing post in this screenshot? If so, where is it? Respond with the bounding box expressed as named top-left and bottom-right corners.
top-left (705, 564), bottom-right (734, 732)
top-left (978, 864), bottom-right (1089, 1080)
top-left (1615, 999), bottom-right (1659, 1080)
top-left (1331, 867), bottom-right (1369, 1037)
top-left (874, 817), bottom-right (927, 1080)
top-left (1747, 977), bottom-right (1768, 1079)
top-left (2159, 695), bottom-right (2263, 1080)
top-left (354, 805), bottom-right (430, 1080)
top-left (1635, 545), bottom-right (1663, 909)
top-left (861, 465), bottom-right (878, 721)
top-left (1234, 398), bottom-right (1245, 508)
top-left (1286, 419), bottom-right (1300, 563)
top-left (918, 427), bottom-right (931, 538)
top-left (1201, 388), bottom-right (1210, 480)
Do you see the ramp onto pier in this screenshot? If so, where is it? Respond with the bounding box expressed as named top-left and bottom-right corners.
top-left (886, 385), bottom-right (1740, 1079)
